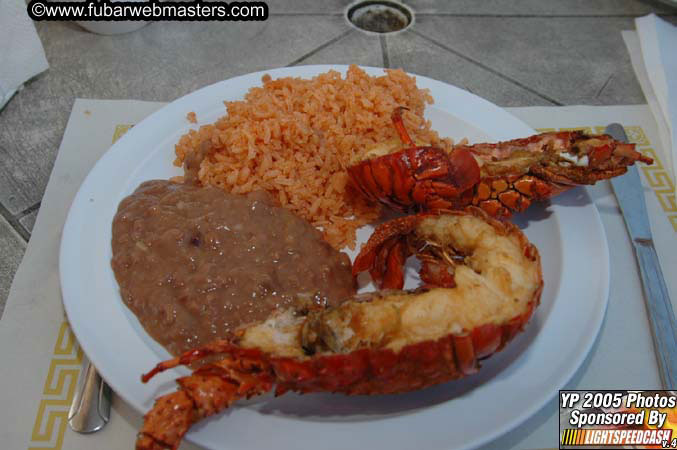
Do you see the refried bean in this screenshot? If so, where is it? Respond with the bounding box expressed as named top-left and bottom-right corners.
top-left (111, 180), bottom-right (355, 356)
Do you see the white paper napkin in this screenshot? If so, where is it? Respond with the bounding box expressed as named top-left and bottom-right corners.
top-left (0, 0), bottom-right (49, 109)
top-left (623, 14), bottom-right (677, 191)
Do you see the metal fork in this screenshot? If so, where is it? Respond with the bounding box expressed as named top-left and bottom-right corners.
top-left (68, 356), bottom-right (112, 433)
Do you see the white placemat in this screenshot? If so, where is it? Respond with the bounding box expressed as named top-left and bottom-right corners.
top-left (0, 99), bottom-right (673, 450)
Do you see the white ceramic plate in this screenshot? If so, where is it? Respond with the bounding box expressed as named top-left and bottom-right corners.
top-left (60, 65), bottom-right (609, 450)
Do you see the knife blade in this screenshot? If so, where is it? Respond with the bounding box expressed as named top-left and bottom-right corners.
top-left (607, 123), bottom-right (677, 389)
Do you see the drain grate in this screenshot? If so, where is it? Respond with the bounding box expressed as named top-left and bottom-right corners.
top-left (346, 1), bottom-right (414, 34)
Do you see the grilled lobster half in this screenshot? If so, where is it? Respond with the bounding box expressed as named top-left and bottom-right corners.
top-left (347, 108), bottom-right (653, 218)
top-left (136, 208), bottom-right (543, 450)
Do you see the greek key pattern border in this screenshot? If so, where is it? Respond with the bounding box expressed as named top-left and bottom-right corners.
top-left (28, 124), bottom-right (133, 449)
top-left (112, 124), bottom-right (133, 143)
top-left (28, 323), bottom-right (83, 450)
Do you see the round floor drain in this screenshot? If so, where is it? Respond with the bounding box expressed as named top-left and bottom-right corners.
top-left (346, 1), bottom-right (414, 35)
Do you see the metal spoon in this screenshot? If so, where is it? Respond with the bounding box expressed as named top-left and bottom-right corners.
top-left (68, 357), bottom-right (111, 433)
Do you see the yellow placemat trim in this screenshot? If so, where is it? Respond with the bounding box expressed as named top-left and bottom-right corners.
top-left (537, 126), bottom-right (677, 233)
top-left (28, 323), bottom-right (83, 450)
top-left (612, 126), bottom-right (675, 232)
top-left (112, 124), bottom-right (133, 144)
top-left (28, 124), bottom-right (134, 449)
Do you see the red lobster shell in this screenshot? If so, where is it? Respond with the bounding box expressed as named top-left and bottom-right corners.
top-left (347, 108), bottom-right (653, 218)
top-left (136, 208), bottom-right (542, 450)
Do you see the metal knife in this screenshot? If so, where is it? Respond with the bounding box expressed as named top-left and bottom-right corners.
top-left (68, 356), bottom-right (111, 433)
top-left (606, 123), bottom-right (677, 389)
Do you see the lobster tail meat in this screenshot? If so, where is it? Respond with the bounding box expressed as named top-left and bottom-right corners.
top-left (347, 109), bottom-right (653, 218)
top-left (137, 208), bottom-right (543, 450)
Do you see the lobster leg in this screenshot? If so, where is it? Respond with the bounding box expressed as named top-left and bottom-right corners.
top-left (353, 212), bottom-right (472, 290)
top-left (137, 344), bottom-right (275, 450)
top-left (353, 215), bottom-right (420, 288)
top-left (382, 239), bottom-right (409, 289)
top-left (419, 256), bottom-right (456, 288)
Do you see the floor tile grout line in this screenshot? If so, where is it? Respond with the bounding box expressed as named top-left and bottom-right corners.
top-left (0, 203), bottom-right (30, 243)
top-left (410, 29), bottom-right (563, 106)
top-left (18, 202), bottom-right (40, 218)
top-left (380, 36), bottom-right (390, 68)
top-left (596, 74), bottom-right (614, 99)
top-left (286, 29), bottom-right (355, 67)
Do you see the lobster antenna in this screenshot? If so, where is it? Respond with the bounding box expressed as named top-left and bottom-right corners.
top-left (392, 107), bottom-right (414, 146)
